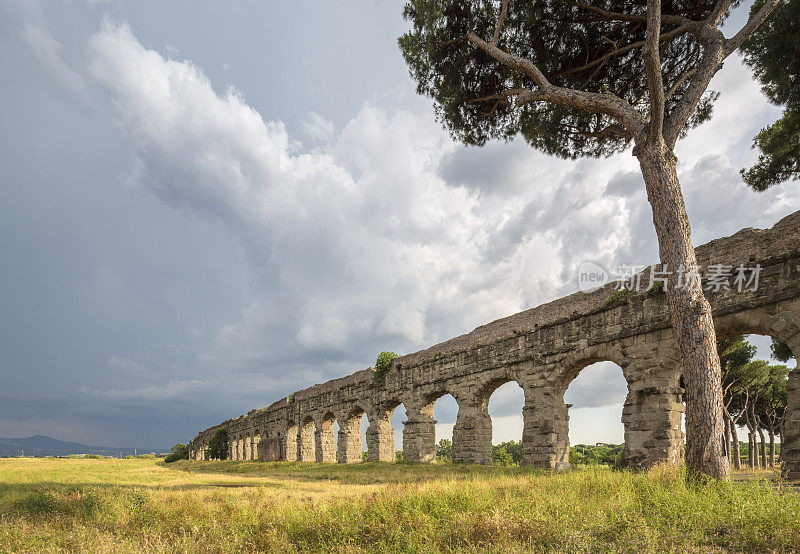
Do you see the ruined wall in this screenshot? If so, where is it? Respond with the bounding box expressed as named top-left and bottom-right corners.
top-left (188, 212), bottom-right (800, 477)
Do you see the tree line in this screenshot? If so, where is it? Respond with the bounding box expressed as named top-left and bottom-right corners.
top-left (719, 336), bottom-right (790, 469)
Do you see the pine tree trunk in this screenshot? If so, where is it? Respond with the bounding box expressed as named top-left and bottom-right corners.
top-left (731, 421), bottom-right (741, 470)
top-left (768, 428), bottom-right (775, 467)
top-left (758, 427), bottom-right (767, 468)
top-left (723, 414), bottom-right (731, 459)
top-left (636, 141), bottom-right (729, 480)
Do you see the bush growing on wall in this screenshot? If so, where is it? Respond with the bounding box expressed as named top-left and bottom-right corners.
top-left (375, 352), bottom-right (397, 378)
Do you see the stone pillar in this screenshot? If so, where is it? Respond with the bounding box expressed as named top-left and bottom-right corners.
top-left (338, 416), bottom-right (362, 463)
top-left (366, 418), bottom-right (395, 462)
top-left (253, 433), bottom-right (262, 460)
top-left (402, 410), bottom-right (436, 463)
top-left (237, 437), bottom-right (243, 460)
top-left (299, 420), bottom-right (315, 461)
top-left (284, 427), bottom-right (298, 461)
top-left (622, 377), bottom-right (684, 469)
top-left (452, 403), bottom-right (492, 464)
top-left (783, 369), bottom-right (800, 478)
top-left (243, 435), bottom-right (251, 460)
top-left (524, 389), bottom-right (570, 469)
top-left (228, 441), bottom-right (234, 461)
top-left (316, 422), bottom-right (336, 463)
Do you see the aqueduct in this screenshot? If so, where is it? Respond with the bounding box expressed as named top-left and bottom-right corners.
top-left (188, 212), bottom-right (800, 477)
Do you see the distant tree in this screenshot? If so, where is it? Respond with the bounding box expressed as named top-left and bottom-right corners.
top-left (207, 429), bottom-right (229, 460)
top-left (569, 444), bottom-right (624, 467)
top-left (492, 440), bottom-right (524, 465)
top-left (718, 335), bottom-right (757, 468)
top-left (740, 0), bottom-right (800, 190)
top-left (164, 443), bottom-right (189, 463)
top-left (492, 444), bottom-right (515, 466)
top-left (400, 0), bottom-right (783, 479)
top-left (436, 438), bottom-right (452, 462)
top-left (754, 363), bottom-right (789, 466)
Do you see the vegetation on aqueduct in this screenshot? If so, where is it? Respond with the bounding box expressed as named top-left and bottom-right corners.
top-left (2, 456), bottom-right (800, 553)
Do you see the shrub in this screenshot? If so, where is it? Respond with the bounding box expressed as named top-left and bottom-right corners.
top-left (164, 443), bottom-right (189, 463)
top-left (374, 351), bottom-right (397, 377)
top-left (646, 281), bottom-right (665, 296)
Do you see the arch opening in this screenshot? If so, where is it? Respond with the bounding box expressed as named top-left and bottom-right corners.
top-left (430, 393), bottom-right (458, 462)
top-left (563, 360), bottom-right (628, 468)
top-left (486, 380), bottom-right (525, 466)
top-left (390, 403), bottom-right (407, 462)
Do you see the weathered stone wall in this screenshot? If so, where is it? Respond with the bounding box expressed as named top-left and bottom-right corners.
top-left (188, 212), bottom-right (800, 477)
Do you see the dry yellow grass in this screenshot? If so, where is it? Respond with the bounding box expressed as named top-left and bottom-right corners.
top-left (1, 457), bottom-right (798, 552)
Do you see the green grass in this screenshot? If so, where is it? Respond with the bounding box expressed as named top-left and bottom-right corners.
top-left (0, 457), bottom-right (798, 552)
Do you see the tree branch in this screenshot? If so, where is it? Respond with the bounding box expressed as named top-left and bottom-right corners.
top-left (707, 0), bottom-right (733, 26)
top-left (724, 0), bottom-right (781, 56)
top-left (466, 32), bottom-right (646, 135)
top-left (663, 25), bottom-right (725, 147)
top-left (492, 0), bottom-right (509, 46)
top-left (644, 0), bottom-right (665, 141)
top-left (556, 24), bottom-right (690, 77)
top-left (665, 68), bottom-right (696, 100)
top-left (664, 0), bottom-right (780, 146)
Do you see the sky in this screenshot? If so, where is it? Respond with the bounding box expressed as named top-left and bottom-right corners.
top-left (0, 0), bottom-right (798, 451)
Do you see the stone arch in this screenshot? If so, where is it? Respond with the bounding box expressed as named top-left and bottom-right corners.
top-left (370, 398), bottom-right (410, 463)
top-left (459, 374), bottom-right (527, 465)
top-left (316, 412), bottom-right (337, 463)
top-left (523, 339), bottom-right (685, 469)
top-left (405, 389), bottom-right (460, 463)
top-left (338, 405), bottom-right (368, 463)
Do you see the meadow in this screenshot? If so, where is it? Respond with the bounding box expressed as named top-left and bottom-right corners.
top-left (1, 457), bottom-right (799, 553)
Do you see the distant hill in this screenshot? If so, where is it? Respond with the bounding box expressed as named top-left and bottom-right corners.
top-left (0, 435), bottom-right (167, 457)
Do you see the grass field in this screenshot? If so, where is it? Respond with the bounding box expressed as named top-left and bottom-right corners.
top-left (1, 458), bottom-right (799, 552)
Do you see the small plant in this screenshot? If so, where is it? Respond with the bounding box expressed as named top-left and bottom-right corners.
top-left (287, 393), bottom-right (295, 404)
top-left (603, 288), bottom-right (632, 307)
top-left (374, 351), bottom-right (397, 378)
top-left (646, 281), bottom-right (665, 297)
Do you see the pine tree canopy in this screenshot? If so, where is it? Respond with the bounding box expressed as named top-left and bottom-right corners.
top-left (740, 0), bottom-right (799, 190)
top-left (399, 0), bottom-right (743, 158)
